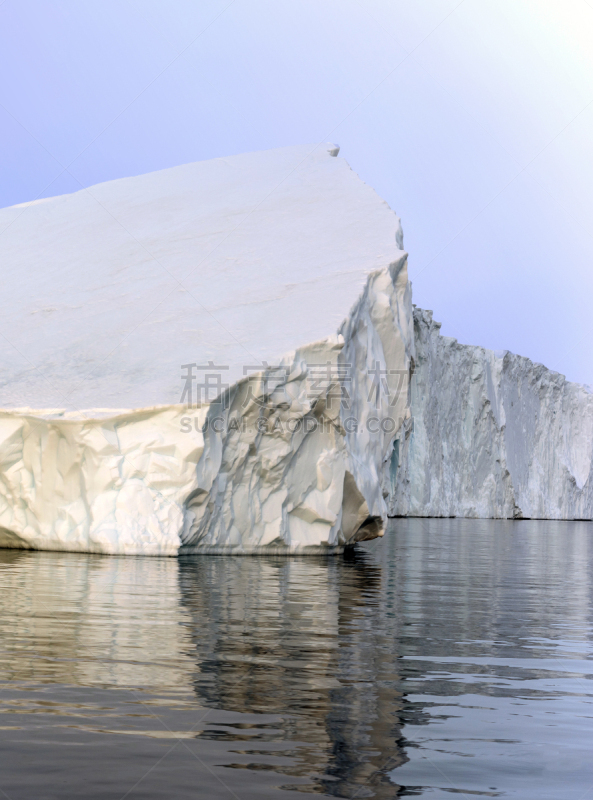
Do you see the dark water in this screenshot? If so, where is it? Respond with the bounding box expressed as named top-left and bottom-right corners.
top-left (0, 519), bottom-right (592, 799)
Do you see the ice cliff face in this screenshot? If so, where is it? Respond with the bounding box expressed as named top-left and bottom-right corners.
top-left (181, 254), bottom-right (413, 553)
top-left (0, 407), bottom-right (198, 555)
top-left (390, 308), bottom-right (593, 520)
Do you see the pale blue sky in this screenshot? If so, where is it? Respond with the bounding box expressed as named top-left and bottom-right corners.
top-left (1, 0), bottom-right (592, 384)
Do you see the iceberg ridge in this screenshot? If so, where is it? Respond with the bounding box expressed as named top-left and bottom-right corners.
top-left (390, 307), bottom-right (593, 520)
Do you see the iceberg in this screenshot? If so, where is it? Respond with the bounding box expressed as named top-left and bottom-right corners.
top-left (0, 144), bottom-right (413, 554)
top-left (389, 308), bottom-right (593, 520)
top-left (1, 144), bottom-right (590, 556)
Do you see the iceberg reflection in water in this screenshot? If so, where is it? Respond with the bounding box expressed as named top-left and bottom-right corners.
top-left (0, 519), bottom-right (592, 798)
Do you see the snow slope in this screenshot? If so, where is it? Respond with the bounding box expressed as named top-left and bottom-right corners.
top-left (0, 143), bottom-right (402, 409)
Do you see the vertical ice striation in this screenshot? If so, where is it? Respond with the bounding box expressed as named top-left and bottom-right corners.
top-left (390, 308), bottom-right (593, 520)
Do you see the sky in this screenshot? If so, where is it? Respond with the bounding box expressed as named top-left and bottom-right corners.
top-left (1, 0), bottom-right (592, 384)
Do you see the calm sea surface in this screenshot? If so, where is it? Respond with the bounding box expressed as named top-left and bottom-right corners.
top-left (0, 519), bottom-right (592, 799)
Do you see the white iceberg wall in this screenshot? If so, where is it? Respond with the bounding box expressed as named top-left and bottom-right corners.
top-left (390, 307), bottom-right (593, 519)
top-left (0, 407), bottom-right (201, 555)
top-left (0, 250), bottom-right (414, 555)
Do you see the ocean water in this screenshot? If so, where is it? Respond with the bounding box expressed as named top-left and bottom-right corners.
top-left (0, 518), bottom-right (592, 799)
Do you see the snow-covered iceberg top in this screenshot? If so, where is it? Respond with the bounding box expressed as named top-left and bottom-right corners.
top-left (1, 143), bottom-right (405, 409)
top-left (0, 145), bottom-right (414, 554)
